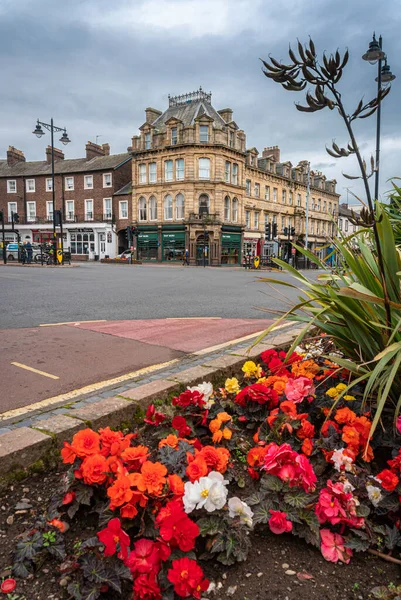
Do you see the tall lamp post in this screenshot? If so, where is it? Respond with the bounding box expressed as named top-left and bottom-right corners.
top-left (32, 119), bottom-right (71, 264)
top-left (362, 34), bottom-right (396, 201)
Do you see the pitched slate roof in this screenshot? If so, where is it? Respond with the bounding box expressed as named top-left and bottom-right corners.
top-left (0, 153), bottom-right (131, 178)
top-left (114, 181), bottom-right (132, 196)
top-left (152, 100), bottom-right (226, 131)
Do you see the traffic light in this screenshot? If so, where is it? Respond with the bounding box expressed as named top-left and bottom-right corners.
top-left (265, 222), bottom-right (271, 241)
top-left (283, 227), bottom-right (288, 236)
top-left (13, 213), bottom-right (19, 224)
top-left (272, 223), bottom-right (277, 238)
top-left (0, 210), bottom-right (3, 223)
top-left (54, 210), bottom-right (62, 226)
top-left (290, 227), bottom-right (295, 236)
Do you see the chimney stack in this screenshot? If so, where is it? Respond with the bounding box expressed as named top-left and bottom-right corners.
top-left (218, 108), bottom-right (233, 123)
top-left (262, 146), bottom-right (280, 162)
top-left (86, 141), bottom-right (108, 161)
top-left (46, 146), bottom-right (65, 164)
top-left (145, 107), bottom-right (162, 124)
top-left (7, 146), bottom-right (25, 166)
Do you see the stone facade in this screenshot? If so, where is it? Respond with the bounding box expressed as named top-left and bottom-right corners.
top-left (126, 89), bottom-right (340, 266)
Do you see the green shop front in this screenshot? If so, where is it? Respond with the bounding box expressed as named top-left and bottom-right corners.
top-left (221, 227), bottom-right (242, 265)
top-left (137, 228), bottom-right (158, 261)
top-left (162, 226), bottom-right (186, 262)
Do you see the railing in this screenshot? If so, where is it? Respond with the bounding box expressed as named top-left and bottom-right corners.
top-left (5, 213), bottom-right (115, 225)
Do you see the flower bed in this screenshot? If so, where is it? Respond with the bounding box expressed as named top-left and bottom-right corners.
top-left (6, 340), bottom-right (401, 599)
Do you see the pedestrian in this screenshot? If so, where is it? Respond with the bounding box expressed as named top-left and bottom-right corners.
top-left (20, 244), bottom-right (27, 265)
top-left (183, 248), bottom-right (189, 266)
top-left (26, 241), bottom-right (33, 264)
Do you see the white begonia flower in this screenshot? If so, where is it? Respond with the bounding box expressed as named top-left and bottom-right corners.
top-left (188, 381), bottom-right (214, 408)
top-left (228, 497), bottom-right (254, 528)
top-left (331, 448), bottom-right (354, 473)
top-left (366, 484), bottom-right (382, 507)
top-left (183, 471), bottom-right (228, 514)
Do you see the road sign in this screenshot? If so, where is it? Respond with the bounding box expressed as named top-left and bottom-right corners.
top-left (253, 256), bottom-right (260, 269)
top-left (292, 248), bottom-right (296, 255)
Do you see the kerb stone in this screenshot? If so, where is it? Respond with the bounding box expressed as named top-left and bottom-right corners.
top-left (66, 397), bottom-right (138, 429)
top-left (120, 379), bottom-right (180, 403)
top-left (33, 415), bottom-right (86, 446)
top-left (0, 427), bottom-right (52, 475)
top-left (166, 365), bottom-right (217, 386)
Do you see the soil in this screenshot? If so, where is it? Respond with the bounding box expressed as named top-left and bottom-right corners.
top-left (0, 468), bottom-right (399, 600)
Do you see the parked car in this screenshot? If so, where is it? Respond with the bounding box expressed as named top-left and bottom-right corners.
top-left (117, 249), bottom-right (132, 259)
top-left (6, 242), bottom-right (41, 261)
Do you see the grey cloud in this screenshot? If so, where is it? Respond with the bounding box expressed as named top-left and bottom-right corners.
top-left (0, 0), bottom-right (400, 202)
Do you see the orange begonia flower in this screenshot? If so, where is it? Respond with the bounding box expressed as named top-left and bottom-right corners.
top-left (335, 407), bottom-right (356, 425)
top-left (212, 430), bottom-right (223, 444)
top-left (61, 442), bottom-right (77, 464)
top-left (216, 447), bottom-right (230, 473)
top-left (301, 438), bottom-right (313, 456)
top-left (107, 474), bottom-right (137, 509)
top-left (186, 457), bottom-right (208, 482)
top-left (71, 428), bottom-right (100, 458)
top-left (342, 425), bottom-right (360, 446)
top-left (81, 453), bottom-right (108, 486)
top-left (131, 461), bottom-right (167, 497)
top-left (168, 474), bottom-right (185, 497)
top-left (222, 427), bottom-right (232, 440)
top-left (209, 419), bottom-right (221, 434)
top-left (247, 446), bottom-right (267, 467)
top-left (216, 412), bottom-right (232, 423)
top-left (120, 503), bottom-right (138, 519)
top-left (159, 435), bottom-right (180, 449)
top-left (280, 401), bottom-right (298, 417)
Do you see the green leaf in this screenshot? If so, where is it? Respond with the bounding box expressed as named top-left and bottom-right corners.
top-left (385, 525), bottom-right (401, 550)
top-left (253, 501), bottom-right (273, 525)
top-left (67, 582), bottom-right (82, 600)
top-left (244, 492), bottom-right (265, 506)
top-left (260, 474), bottom-right (283, 492)
top-left (197, 517), bottom-right (222, 537)
top-left (345, 536), bottom-right (371, 552)
top-left (283, 491), bottom-right (311, 508)
top-left (355, 503), bottom-right (370, 518)
top-left (75, 484), bottom-right (94, 506)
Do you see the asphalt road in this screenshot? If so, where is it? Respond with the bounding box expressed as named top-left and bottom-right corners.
top-left (0, 263), bottom-right (311, 329)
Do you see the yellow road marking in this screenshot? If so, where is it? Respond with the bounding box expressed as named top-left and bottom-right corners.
top-left (166, 317), bottom-right (222, 320)
top-left (193, 322), bottom-right (290, 356)
top-left (11, 362), bottom-right (59, 380)
top-left (39, 320), bottom-right (107, 327)
top-left (0, 358), bottom-right (180, 422)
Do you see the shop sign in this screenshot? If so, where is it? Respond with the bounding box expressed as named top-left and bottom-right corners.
top-left (138, 232), bottom-right (158, 241)
top-left (67, 228), bottom-right (94, 232)
top-left (162, 232), bottom-right (185, 240)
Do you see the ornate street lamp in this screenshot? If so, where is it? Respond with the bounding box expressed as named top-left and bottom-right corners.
top-left (32, 119), bottom-right (71, 263)
top-left (362, 34), bottom-right (396, 201)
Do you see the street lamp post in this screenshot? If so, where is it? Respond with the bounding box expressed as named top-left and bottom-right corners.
top-left (362, 34), bottom-right (396, 201)
top-left (33, 119), bottom-right (71, 264)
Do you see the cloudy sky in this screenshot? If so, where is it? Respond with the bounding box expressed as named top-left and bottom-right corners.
top-left (0, 0), bottom-right (400, 203)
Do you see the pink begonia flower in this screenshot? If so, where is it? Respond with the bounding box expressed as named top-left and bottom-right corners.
top-left (285, 377), bottom-right (315, 404)
top-left (320, 529), bottom-right (352, 563)
top-left (396, 416), bottom-right (401, 435)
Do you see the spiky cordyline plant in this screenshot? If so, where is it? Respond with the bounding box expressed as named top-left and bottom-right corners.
top-left (261, 40), bottom-right (393, 329)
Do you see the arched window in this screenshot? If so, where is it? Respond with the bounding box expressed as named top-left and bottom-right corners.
top-left (199, 158), bottom-right (210, 179)
top-left (199, 194), bottom-right (210, 216)
top-left (232, 198), bottom-right (238, 223)
top-left (224, 196), bottom-right (231, 221)
top-left (139, 196), bottom-right (147, 221)
top-left (164, 195), bottom-right (173, 220)
top-left (149, 196), bottom-right (157, 221)
top-left (176, 194), bottom-right (185, 220)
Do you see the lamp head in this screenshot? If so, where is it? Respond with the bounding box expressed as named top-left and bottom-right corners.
top-left (59, 129), bottom-right (71, 145)
top-left (32, 121), bottom-right (45, 138)
top-left (362, 33), bottom-right (385, 64)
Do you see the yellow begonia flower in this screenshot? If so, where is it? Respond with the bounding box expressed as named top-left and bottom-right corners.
top-left (242, 361), bottom-right (262, 378)
top-left (335, 383), bottom-right (347, 392)
top-left (326, 387), bottom-right (339, 398)
top-left (225, 377), bottom-right (240, 394)
top-left (343, 395), bottom-right (356, 402)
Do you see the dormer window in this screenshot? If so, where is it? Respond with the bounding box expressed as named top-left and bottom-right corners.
top-left (229, 131), bottom-right (234, 148)
top-left (171, 127), bottom-right (178, 145)
top-left (200, 125), bottom-right (209, 143)
top-left (145, 132), bottom-right (151, 150)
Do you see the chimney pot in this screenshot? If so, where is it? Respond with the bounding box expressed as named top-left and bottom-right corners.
top-left (7, 145), bottom-right (25, 166)
top-left (86, 141), bottom-right (107, 161)
top-left (46, 146), bottom-right (64, 163)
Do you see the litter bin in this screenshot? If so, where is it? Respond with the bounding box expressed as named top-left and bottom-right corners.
top-left (94, 254), bottom-right (99, 261)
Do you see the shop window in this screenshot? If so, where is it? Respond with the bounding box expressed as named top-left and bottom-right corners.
top-left (176, 193), bottom-right (185, 219)
top-left (139, 196), bottom-right (147, 221)
top-left (149, 196), bottom-right (158, 221)
top-left (70, 232), bottom-right (95, 255)
top-left (164, 195), bottom-right (173, 220)
top-left (198, 194), bottom-right (210, 216)
top-left (232, 198), bottom-right (238, 222)
top-left (224, 196), bottom-right (231, 221)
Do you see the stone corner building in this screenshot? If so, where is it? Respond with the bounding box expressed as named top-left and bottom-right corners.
top-left (123, 88), bottom-right (340, 266)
